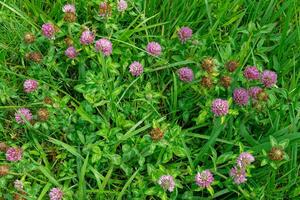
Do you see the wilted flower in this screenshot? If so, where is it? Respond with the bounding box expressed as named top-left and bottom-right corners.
top-left (95, 38), bottom-right (113, 56)
top-left (178, 27), bottom-right (192, 43)
top-left (62, 4), bottom-right (75, 13)
top-left (24, 33), bottom-right (35, 44)
top-left (99, 2), bottom-right (111, 17)
top-left (220, 76), bottom-right (231, 88)
top-left (202, 58), bottom-right (215, 73)
top-left (117, 0), bottom-right (128, 12)
top-left (6, 147), bottom-right (23, 162)
top-left (146, 42), bottom-right (162, 56)
top-left (269, 147), bottom-right (284, 161)
top-left (62, 4), bottom-right (76, 22)
top-left (64, 12), bottom-right (76, 22)
top-left (44, 97), bottom-right (53, 105)
top-left (230, 166), bottom-right (247, 185)
top-left (27, 52), bottom-right (43, 63)
top-left (211, 99), bottom-right (229, 116)
top-left (23, 79), bottom-right (38, 93)
top-left (14, 180), bottom-right (24, 191)
top-left (0, 142), bottom-right (8, 152)
top-left (38, 108), bottom-right (49, 121)
top-left (150, 128), bottom-right (164, 141)
top-left (233, 88), bottom-right (249, 106)
top-left (158, 175), bottom-right (175, 192)
top-left (237, 152), bottom-right (255, 168)
top-left (195, 170), bottom-right (214, 188)
top-left (65, 46), bottom-right (77, 59)
top-left (42, 23), bottom-right (55, 39)
top-left (0, 165), bottom-right (9, 176)
top-left (49, 188), bottom-right (63, 200)
top-left (226, 60), bottom-right (239, 72)
top-left (15, 108), bottom-right (32, 124)
top-left (248, 86), bottom-right (263, 100)
top-left (201, 76), bottom-right (213, 88)
top-left (178, 67), bottom-right (194, 82)
top-left (129, 61), bottom-right (143, 76)
top-left (80, 30), bottom-right (95, 45)
top-left (261, 70), bottom-right (277, 88)
top-left (64, 37), bottom-right (73, 46)
top-left (243, 66), bottom-right (260, 80)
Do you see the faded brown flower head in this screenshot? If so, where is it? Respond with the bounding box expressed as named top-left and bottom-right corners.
top-left (220, 76), bottom-right (231, 88)
top-left (24, 33), bottom-right (35, 44)
top-left (13, 191), bottom-right (27, 200)
top-left (0, 142), bottom-right (8, 152)
top-left (269, 147), bottom-right (284, 161)
top-left (64, 37), bottom-right (73, 46)
top-left (258, 90), bottom-right (269, 101)
top-left (201, 76), bottom-right (213, 88)
top-left (0, 165), bottom-right (9, 176)
top-left (226, 60), bottom-right (239, 72)
top-left (99, 2), bottom-right (112, 17)
top-left (44, 97), bottom-right (53, 105)
top-left (64, 12), bottom-right (76, 23)
top-left (38, 108), bottom-right (49, 121)
top-left (150, 128), bottom-right (164, 141)
top-left (29, 52), bottom-right (43, 63)
top-left (202, 58), bottom-right (215, 73)
top-left (252, 101), bottom-right (263, 111)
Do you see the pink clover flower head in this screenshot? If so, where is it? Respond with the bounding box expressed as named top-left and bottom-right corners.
top-left (117, 0), bottom-right (128, 12)
top-left (233, 88), bottom-right (249, 106)
top-left (248, 86), bottom-right (263, 99)
top-left (261, 70), bottom-right (277, 88)
top-left (6, 147), bottom-right (23, 162)
top-left (80, 30), bottom-right (95, 45)
top-left (42, 23), bottom-right (55, 39)
top-left (95, 38), bottom-right (113, 56)
top-left (146, 42), bottom-right (162, 56)
top-left (23, 79), bottom-right (38, 93)
top-left (62, 4), bottom-right (75, 13)
top-left (177, 67), bottom-right (194, 82)
top-left (99, 2), bottom-right (111, 17)
top-left (243, 66), bottom-right (260, 80)
top-left (178, 27), bottom-right (192, 43)
top-left (15, 108), bottom-right (32, 124)
top-left (237, 152), bottom-right (255, 168)
top-left (158, 175), bottom-right (175, 192)
top-left (49, 188), bottom-right (63, 200)
top-left (195, 170), bottom-right (214, 188)
top-left (129, 61), bottom-right (143, 77)
top-left (211, 99), bottom-right (229, 116)
top-left (65, 46), bottom-right (77, 59)
top-left (229, 166), bottom-right (247, 185)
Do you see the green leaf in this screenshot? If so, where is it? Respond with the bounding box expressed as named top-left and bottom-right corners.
top-left (39, 166), bottom-right (60, 186)
top-left (49, 138), bottom-right (84, 160)
top-left (216, 152), bottom-right (234, 165)
top-left (172, 146), bottom-right (186, 158)
top-left (145, 187), bottom-right (160, 195)
top-left (261, 159), bottom-right (268, 166)
top-left (207, 186), bottom-right (214, 196)
top-left (78, 154), bottom-right (89, 200)
top-left (279, 139), bottom-right (289, 149)
top-left (110, 154), bottom-right (122, 165)
top-left (162, 148), bottom-right (173, 163)
top-left (76, 105), bottom-right (94, 124)
top-left (269, 135), bottom-right (278, 147)
top-left (194, 110), bottom-right (208, 125)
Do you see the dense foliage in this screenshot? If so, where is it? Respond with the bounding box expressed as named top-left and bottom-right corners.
top-left (0, 0), bottom-right (299, 199)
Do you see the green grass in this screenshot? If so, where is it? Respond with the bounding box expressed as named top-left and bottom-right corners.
top-left (0, 0), bottom-right (300, 199)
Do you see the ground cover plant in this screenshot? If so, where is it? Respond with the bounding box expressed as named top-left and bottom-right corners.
top-left (0, 0), bottom-right (300, 199)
